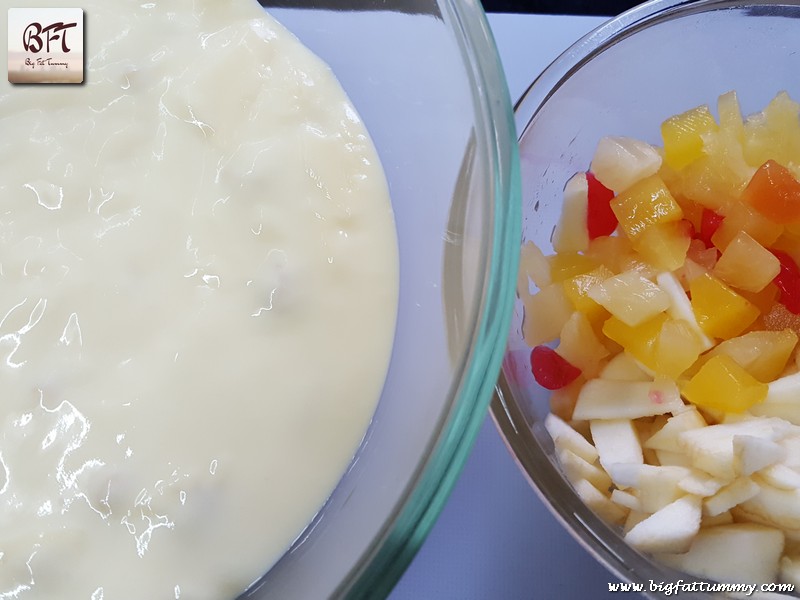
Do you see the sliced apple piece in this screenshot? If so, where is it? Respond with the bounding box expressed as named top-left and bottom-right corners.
top-left (780, 555), bottom-right (800, 588)
top-left (557, 448), bottom-right (612, 492)
top-left (679, 418), bottom-right (793, 480)
top-left (656, 523), bottom-right (784, 584)
top-left (733, 434), bottom-right (786, 476)
top-left (656, 271), bottom-right (714, 351)
top-left (704, 477), bottom-right (759, 517)
top-left (679, 470), bottom-right (726, 498)
top-left (606, 463), bottom-right (691, 512)
top-left (739, 478), bottom-right (800, 530)
top-left (572, 378), bottom-right (684, 421)
top-left (655, 449), bottom-right (693, 468)
top-left (553, 173), bottom-right (589, 253)
top-left (644, 407), bottom-right (707, 452)
top-left (624, 494), bottom-right (702, 554)
top-left (590, 419), bottom-right (643, 475)
top-left (611, 488), bottom-right (642, 512)
top-left (760, 463), bottom-right (800, 491)
top-left (572, 478), bottom-right (628, 525)
top-left (544, 413), bottom-right (598, 464)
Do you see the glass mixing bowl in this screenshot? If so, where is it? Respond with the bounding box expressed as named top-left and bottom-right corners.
top-left (493, 0), bottom-right (800, 597)
top-left (243, 1), bottom-right (520, 598)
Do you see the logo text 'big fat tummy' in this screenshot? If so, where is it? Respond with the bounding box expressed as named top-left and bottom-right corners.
top-left (8, 8), bottom-right (84, 84)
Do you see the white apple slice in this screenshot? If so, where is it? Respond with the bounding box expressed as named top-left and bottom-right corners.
top-left (600, 352), bottom-right (652, 382)
top-left (557, 448), bottom-right (612, 492)
top-left (656, 271), bottom-right (714, 351)
top-left (751, 401), bottom-right (800, 426)
top-left (780, 555), bottom-right (800, 588)
top-left (780, 435), bottom-right (800, 470)
top-left (656, 523), bottom-right (785, 584)
top-left (678, 470), bottom-right (726, 497)
top-left (733, 434), bottom-right (786, 476)
top-left (572, 378), bottom-right (683, 421)
top-left (739, 478), bottom-right (800, 530)
top-left (655, 449), bottom-right (693, 468)
top-left (624, 494), bottom-right (701, 554)
top-left (702, 510), bottom-right (734, 528)
top-left (704, 476), bottom-right (759, 517)
top-left (544, 413), bottom-right (598, 464)
top-left (590, 135), bottom-right (662, 194)
top-left (644, 407), bottom-right (707, 452)
top-left (572, 478), bottom-right (628, 525)
top-left (590, 419), bottom-right (643, 476)
top-left (623, 510), bottom-right (649, 534)
top-left (760, 463), bottom-right (800, 490)
top-left (606, 463), bottom-right (691, 512)
top-left (553, 173), bottom-right (589, 253)
top-left (679, 418), bottom-right (793, 480)
top-left (611, 488), bottom-right (642, 512)
top-left (765, 371), bottom-right (800, 405)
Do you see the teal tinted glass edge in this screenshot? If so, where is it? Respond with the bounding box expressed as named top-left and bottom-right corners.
top-left (342, 1), bottom-right (523, 597)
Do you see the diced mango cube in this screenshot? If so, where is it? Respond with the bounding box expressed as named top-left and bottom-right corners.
top-left (588, 270), bottom-right (670, 327)
top-left (653, 318), bottom-right (706, 380)
top-left (632, 220), bottom-right (691, 272)
top-left (713, 231), bottom-right (781, 293)
top-left (611, 175), bottom-right (683, 241)
top-left (603, 313), bottom-right (667, 373)
top-left (682, 355), bottom-right (768, 413)
top-left (661, 104), bottom-right (719, 171)
top-left (689, 273), bottom-right (760, 340)
top-left (703, 329), bottom-right (798, 383)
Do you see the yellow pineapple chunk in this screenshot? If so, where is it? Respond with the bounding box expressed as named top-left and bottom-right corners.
top-left (661, 104), bottom-right (719, 171)
top-left (585, 235), bottom-right (636, 274)
top-left (632, 220), bottom-right (691, 272)
top-left (718, 90), bottom-right (745, 144)
top-left (703, 329), bottom-right (798, 383)
top-left (743, 91), bottom-right (800, 169)
top-left (713, 231), bottom-right (781, 293)
top-left (611, 174), bottom-right (683, 241)
top-left (556, 312), bottom-right (611, 379)
top-left (711, 200), bottom-right (783, 250)
top-left (522, 284), bottom-right (574, 346)
top-left (562, 266), bottom-right (613, 324)
top-left (588, 269), bottom-right (670, 327)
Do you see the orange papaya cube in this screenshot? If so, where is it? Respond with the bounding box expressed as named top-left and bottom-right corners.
top-left (562, 266), bottom-right (614, 324)
top-left (712, 231), bottom-right (781, 293)
top-left (602, 313), bottom-right (668, 373)
top-left (682, 354), bottom-right (768, 413)
top-left (711, 200), bottom-right (783, 250)
top-left (661, 104), bottom-right (719, 171)
top-left (547, 253), bottom-right (598, 283)
top-left (689, 273), bottom-right (760, 340)
top-left (632, 220), bottom-right (692, 272)
top-left (611, 175), bottom-right (684, 241)
top-left (742, 159), bottom-right (800, 225)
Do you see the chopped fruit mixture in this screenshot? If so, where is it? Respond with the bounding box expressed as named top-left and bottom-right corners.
top-left (520, 91), bottom-right (800, 589)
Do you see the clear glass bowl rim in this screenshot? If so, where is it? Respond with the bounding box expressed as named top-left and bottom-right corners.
top-left (343, 0), bottom-right (522, 598)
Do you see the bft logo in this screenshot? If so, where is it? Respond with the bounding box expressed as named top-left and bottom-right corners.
top-left (8, 8), bottom-right (84, 84)
top-left (23, 21), bottom-right (78, 54)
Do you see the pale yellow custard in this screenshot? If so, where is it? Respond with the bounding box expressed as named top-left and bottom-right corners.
top-left (0, 1), bottom-right (398, 598)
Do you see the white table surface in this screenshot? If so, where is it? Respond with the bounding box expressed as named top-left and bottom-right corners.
top-left (389, 13), bottom-right (628, 600)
